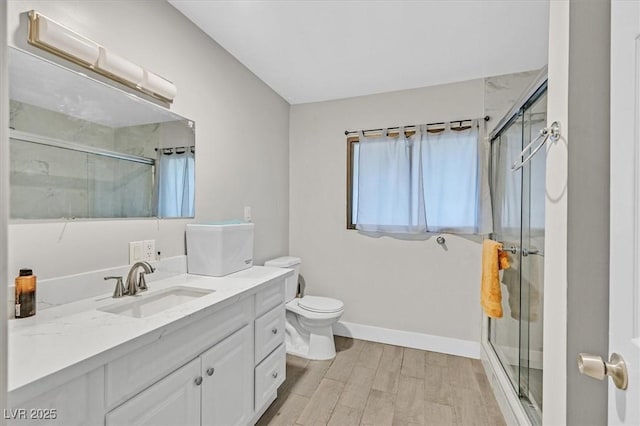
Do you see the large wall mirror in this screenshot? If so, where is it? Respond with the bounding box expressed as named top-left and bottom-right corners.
top-left (8, 47), bottom-right (195, 220)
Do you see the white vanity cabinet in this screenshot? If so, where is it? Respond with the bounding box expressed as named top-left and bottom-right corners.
top-left (7, 270), bottom-right (289, 426)
top-left (106, 325), bottom-right (253, 426)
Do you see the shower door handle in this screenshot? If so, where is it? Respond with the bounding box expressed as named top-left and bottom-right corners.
top-left (577, 352), bottom-right (628, 390)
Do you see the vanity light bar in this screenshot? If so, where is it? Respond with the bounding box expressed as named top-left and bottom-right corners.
top-left (27, 10), bottom-right (177, 104)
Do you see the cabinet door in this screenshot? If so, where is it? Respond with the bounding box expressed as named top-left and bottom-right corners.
top-left (201, 325), bottom-right (253, 426)
top-left (106, 358), bottom-right (201, 426)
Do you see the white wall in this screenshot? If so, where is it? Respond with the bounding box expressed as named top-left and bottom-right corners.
top-left (1, 0), bottom-right (9, 419)
top-left (289, 80), bottom-right (486, 348)
top-left (6, 1), bottom-right (290, 280)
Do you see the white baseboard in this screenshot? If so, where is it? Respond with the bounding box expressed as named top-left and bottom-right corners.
top-left (333, 321), bottom-right (481, 359)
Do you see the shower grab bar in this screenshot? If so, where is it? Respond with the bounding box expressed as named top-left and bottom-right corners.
top-left (511, 121), bottom-right (561, 172)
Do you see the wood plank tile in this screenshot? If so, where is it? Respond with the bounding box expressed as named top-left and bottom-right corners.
top-left (474, 372), bottom-right (506, 426)
top-left (372, 367), bottom-right (401, 394)
top-left (378, 344), bottom-right (404, 372)
top-left (288, 359), bottom-right (332, 398)
top-left (401, 347), bottom-right (426, 379)
top-left (256, 392), bottom-right (310, 426)
top-left (258, 339), bottom-right (504, 426)
top-left (287, 354), bottom-right (310, 370)
top-left (451, 386), bottom-right (491, 426)
top-left (325, 339), bottom-right (365, 383)
top-left (357, 341), bottom-right (384, 370)
top-left (424, 364), bottom-right (453, 406)
top-left (361, 389), bottom-right (396, 426)
top-left (296, 378), bottom-right (345, 426)
top-left (335, 336), bottom-right (366, 355)
top-left (393, 375), bottom-right (425, 425)
top-left (334, 335), bottom-right (352, 351)
top-left (279, 355), bottom-right (311, 395)
top-left (471, 359), bottom-right (485, 375)
top-left (447, 355), bottom-right (480, 390)
top-left (327, 404), bottom-right (362, 426)
top-left (425, 351), bottom-right (449, 367)
top-left (338, 365), bottom-right (376, 410)
top-left (424, 401), bottom-right (457, 426)
top-left (372, 344), bottom-right (403, 393)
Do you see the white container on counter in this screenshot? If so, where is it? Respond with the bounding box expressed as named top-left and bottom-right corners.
top-left (186, 223), bottom-right (254, 276)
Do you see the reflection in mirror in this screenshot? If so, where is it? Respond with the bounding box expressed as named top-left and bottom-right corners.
top-left (8, 47), bottom-right (195, 219)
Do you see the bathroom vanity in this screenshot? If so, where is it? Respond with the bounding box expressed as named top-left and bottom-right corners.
top-left (6, 266), bottom-right (290, 426)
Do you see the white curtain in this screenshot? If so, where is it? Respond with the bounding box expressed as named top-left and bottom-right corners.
top-left (420, 121), bottom-right (492, 234)
top-left (355, 120), bottom-right (492, 235)
top-left (355, 127), bottom-right (426, 233)
top-left (158, 150), bottom-right (195, 217)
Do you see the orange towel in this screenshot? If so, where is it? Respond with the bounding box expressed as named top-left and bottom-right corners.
top-left (481, 240), bottom-right (510, 318)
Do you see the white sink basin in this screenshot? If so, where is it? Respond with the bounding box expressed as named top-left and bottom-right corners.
top-left (98, 286), bottom-right (214, 318)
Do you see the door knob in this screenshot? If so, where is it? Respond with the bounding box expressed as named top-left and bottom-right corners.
top-left (577, 352), bottom-right (628, 390)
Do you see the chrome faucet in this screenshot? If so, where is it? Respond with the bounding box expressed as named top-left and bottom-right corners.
top-left (126, 261), bottom-right (155, 296)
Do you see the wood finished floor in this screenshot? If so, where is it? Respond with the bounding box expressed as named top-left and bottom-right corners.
top-left (257, 337), bottom-right (506, 426)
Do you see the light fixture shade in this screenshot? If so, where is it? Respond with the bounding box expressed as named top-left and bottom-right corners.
top-left (98, 47), bottom-right (144, 86)
top-left (32, 12), bottom-right (99, 66)
top-left (28, 10), bottom-right (176, 104)
top-left (142, 71), bottom-right (177, 101)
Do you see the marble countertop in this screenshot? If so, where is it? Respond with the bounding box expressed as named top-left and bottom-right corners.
top-left (8, 266), bottom-right (291, 396)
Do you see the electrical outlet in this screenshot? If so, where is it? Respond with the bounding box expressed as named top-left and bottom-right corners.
top-left (143, 240), bottom-right (155, 262)
top-left (129, 241), bottom-right (143, 264)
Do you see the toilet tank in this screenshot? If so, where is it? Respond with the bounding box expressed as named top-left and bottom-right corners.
top-left (186, 223), bottom-right (254, 276)
top-left (264, 256), bottom-right (301, 301)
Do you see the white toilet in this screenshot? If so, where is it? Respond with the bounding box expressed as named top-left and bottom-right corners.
top-left (264, 256), bottom-right (344, 360)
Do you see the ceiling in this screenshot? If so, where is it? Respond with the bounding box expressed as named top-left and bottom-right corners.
top-left (169, 0), bottom-right (549, 105)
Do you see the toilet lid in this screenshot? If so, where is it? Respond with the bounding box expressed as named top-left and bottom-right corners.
top-left (298, 296), bottom-right (344, 313)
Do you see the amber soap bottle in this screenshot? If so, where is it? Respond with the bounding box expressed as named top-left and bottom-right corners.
top-left (15, 269), bottom-right (36, 318)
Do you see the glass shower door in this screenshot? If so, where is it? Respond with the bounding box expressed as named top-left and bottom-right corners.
top-left (520, 91), bottom-right (546, 416)
top-left (489, 115), bottom-right (523, 389)
top-left (488, 83), bottom-right (546, 425)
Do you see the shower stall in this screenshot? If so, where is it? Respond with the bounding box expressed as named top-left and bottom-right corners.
top-left (486, 74), bottom-right (547, 425)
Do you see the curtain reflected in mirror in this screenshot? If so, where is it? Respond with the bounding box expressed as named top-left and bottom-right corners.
top-left (158, 148), bottom-right (195, 218)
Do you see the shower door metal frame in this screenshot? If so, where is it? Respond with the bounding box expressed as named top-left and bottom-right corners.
top-left (485, 71), bottom-right (548, 426)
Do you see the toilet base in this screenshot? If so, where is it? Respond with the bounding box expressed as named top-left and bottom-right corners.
top-left (284, 308), bottom-right (342, 360)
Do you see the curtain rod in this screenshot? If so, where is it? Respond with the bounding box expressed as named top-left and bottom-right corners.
top-left (154, 146), bottom-right (195, 154)
top-left (344, 116), bottom-right (490, 136)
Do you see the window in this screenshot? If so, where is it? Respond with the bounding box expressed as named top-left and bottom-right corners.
top-left (347, 120), bottom-right (491, 235)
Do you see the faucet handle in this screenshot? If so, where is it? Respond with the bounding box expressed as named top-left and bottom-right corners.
top-left (104, 276), bottom-right (126, 298)
top-left (137, 272), bottom-right (149, 292)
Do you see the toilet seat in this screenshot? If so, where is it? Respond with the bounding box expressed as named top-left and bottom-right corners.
top-left (298, 296), bottom-right (344, 313)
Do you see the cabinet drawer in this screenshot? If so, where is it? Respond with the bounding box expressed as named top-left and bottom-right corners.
top-left (254, 304), bottom-right (285, 362)
top-left (255, 279), bottom-right (285, 317)
top-left (105, 297), bottom-right (251, 409)
top-left (254, 343), bottom-right (286, 411)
